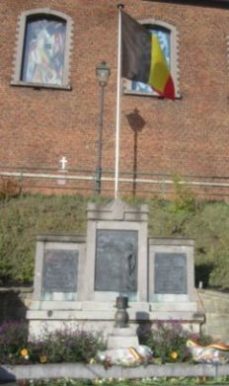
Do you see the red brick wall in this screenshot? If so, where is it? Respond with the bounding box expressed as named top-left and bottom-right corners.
top-left (0, 0), bottom-right (228, 198)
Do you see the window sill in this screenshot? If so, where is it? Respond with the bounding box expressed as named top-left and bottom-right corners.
top-left (10, 81), bottom-right (72, 91)
top-left (123, 89), bottom-right (181, 99)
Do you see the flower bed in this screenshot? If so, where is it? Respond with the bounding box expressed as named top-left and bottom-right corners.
top-left (0, 320), bottom-right (214, 366)
top-left (0, 321), bottom-right (229, 385)
top-left (0, 321), bottom-right (105, 365)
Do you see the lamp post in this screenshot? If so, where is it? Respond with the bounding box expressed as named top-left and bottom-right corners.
top-left (95, 61), bottom-right (110, 194)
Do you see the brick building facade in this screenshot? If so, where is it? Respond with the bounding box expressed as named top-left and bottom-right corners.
top-left (0, 0), bottom-right (228, 199)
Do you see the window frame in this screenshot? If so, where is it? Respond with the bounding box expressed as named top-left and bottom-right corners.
top-left (123, 19), bottom-right (180, 98)
top-left (11, 8), bottom-right (73, 90)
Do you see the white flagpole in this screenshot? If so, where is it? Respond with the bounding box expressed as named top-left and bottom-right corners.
top-left (114, 4), bottom-right (124, 199)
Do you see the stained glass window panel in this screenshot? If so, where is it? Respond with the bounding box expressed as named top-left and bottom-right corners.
top-left (21, 18), bottom-right (66, 85)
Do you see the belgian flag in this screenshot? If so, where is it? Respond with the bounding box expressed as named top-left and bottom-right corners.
top-left (121, 11), bottom-right (175, 99)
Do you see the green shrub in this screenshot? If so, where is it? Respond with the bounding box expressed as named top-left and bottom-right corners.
top-left (148, 199), bottom-right (229, 290)
top-left (209, 249), bottom-right (229, 289)
top-left (171, 175), bottom-right (197, 213)
top-left (0, 321), bottom-right (105, 365)
top-left (0, 194), bottom-right (88, 285)
top-left (0, 320), bottom-right (28, 364)
top-left (139, 320), bottom-right (213, 364)
top-left (0, 177), bottom-right (21, 200)
top-left (29, 327), bottom-right (106, 364)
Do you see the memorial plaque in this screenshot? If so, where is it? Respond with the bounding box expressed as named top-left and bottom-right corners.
top-left (95, 229), bottom-right (138, 293)
top-left (42, 249), bottom-right (78, 295)
top-left (155, 253), bottom-right (187, 294)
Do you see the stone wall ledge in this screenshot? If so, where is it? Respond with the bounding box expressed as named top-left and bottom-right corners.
top-left (1, 363), bottom-right (229, 382)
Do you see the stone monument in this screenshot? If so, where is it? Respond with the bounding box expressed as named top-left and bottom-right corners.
top-left (27, 199), bottom-right (203, 340)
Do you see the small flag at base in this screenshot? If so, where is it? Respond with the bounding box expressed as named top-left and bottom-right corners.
top-left (121, 11), bottom-right (175, 99)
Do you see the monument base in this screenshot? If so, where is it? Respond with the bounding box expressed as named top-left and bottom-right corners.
top-left (107, 327), bottom-right (139, 349)
top-left (27, 299), bottom-right (203, 340)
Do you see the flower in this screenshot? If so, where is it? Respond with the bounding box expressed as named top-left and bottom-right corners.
top-left (20, 348), bottom-right (29, 360)
top-left (39, 354), bottom-right (48, 364)
top-left (170, 351), bottom-right (178, 360)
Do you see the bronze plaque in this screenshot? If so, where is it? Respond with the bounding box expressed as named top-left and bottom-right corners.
top-left (95, 229), bottom-right (138, 293)
top-left (155, 253), bottom-right (187, 294)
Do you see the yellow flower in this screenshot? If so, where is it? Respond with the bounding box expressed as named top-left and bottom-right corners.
top-left (170, 351), bottom-right (178, 360)
top-left (39, 354), bottom-right (48, 364)
top-left (20, 348), bottom-right (29, 359)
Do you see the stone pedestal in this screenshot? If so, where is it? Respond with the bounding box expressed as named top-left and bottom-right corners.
top-left (107, 327), bottom-right (139, 349)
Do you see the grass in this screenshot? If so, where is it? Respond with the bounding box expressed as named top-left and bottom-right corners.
top-left (11, 377), bottom-right (229, 385)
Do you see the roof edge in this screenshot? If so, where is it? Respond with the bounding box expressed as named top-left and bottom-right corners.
top-left (142, 0), bottom-right (229, 9)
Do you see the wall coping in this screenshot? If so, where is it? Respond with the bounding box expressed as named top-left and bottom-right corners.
top-left (1, 363), bottom-right (229, 381)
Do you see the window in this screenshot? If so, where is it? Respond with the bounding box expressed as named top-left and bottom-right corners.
top-left (22, 17), bottom-right (66, 85)
top-left (11, 9), bottom-right (73, 89)
top-left (123, 20), bottom-right (180, 97)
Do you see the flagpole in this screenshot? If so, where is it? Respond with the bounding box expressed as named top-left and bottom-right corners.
top-left (114, 4), bottom-right (124, 200)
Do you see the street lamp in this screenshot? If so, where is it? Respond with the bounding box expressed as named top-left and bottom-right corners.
top-left (95, 61), bottom-right (111, 194)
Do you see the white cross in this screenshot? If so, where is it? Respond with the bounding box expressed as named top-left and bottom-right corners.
top-left (59, 156), bottom-right (68, 170)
